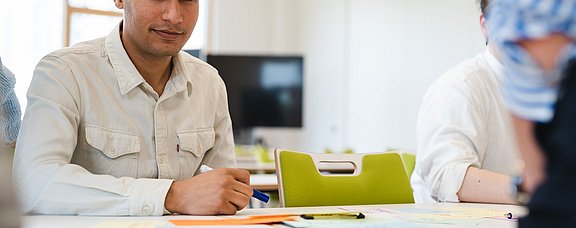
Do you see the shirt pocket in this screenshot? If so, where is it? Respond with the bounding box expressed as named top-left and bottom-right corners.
top-left (176, 128), bottom-right (215, 178)
top-left (82, 125), bottom-right (141, 177)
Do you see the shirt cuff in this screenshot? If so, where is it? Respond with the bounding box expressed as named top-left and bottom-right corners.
top-left (163, 180), bottom-right (175, 215)
top-left (128, 178), bottom-right (174, 216)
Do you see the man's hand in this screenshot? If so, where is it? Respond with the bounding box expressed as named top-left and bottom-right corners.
top-left (164, 168), bottom-right (253, 215)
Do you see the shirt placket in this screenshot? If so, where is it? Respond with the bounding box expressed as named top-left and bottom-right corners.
top-left (154, 100), bottom-right (170, 179)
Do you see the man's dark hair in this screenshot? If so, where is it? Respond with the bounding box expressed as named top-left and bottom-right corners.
top-left (479, 0), bottom-right (488, 14)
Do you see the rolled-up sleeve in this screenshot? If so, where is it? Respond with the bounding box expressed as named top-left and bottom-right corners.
top-left (413, 82), bottom-right (485, 203)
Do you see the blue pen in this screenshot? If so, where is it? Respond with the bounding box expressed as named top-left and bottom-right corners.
top-left (200, 165), bottom-right (270, 203)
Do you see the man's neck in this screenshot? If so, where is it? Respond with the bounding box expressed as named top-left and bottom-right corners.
top-left (488, 44), bottom-right (502, 63)
top-left (133, 52), bottom-right (173, 95)
top-left (122, 42), bottom-right (173, 96)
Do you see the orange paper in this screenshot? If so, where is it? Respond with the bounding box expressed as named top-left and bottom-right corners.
top-left (170, 214), bottom-right (296, 226)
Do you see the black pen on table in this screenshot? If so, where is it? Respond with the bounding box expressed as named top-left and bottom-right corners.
top-left (199, 165), bottom-right (270, 203)
top-left (300, 212), bottom-right (365, 220)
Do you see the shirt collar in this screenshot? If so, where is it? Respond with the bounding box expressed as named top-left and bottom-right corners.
top-left (105, 22), bottom-right (191, 95)
top-left (163, 54), bottom-right (192, 97)
top-left (105, 23), bottom-right (145, 95)
top-left (483, 47), bottom-right (504, 78)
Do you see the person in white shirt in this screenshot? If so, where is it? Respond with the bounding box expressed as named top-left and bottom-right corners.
top-left (13, 0), bottom-right (252, 216)
top-left (411, 0), bottom-right (520, 204)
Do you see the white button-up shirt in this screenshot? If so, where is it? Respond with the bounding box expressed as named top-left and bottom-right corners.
top-left (13, 24), bottom-right (235, 216)
top-left (411, 49), bottom-right (520, 203)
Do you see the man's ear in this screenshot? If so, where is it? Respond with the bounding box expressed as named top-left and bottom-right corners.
top-left (114, 0), bottom-right (124, 9)
top-left (479, 13), bottom-right (489, 45)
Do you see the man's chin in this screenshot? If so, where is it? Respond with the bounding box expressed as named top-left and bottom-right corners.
top-left (148, 47), bottom-right (182, 58)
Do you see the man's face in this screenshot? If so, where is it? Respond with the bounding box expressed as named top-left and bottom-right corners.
top-left (116, 0), bottom-right (199, 58)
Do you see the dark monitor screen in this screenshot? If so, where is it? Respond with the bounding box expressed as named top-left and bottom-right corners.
top-left (206, 55), bottom-right (303, 128)
top-left (183, 49), bottom-right (202, 59)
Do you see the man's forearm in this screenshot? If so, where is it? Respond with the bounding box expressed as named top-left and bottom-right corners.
top-left (457, 166), bottom-right (516, 204)
top-left (512, 116), bottom-right (546, 194)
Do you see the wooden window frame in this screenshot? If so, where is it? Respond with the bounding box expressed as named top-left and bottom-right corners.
top-left (65, 0), bottom-right (122, 47)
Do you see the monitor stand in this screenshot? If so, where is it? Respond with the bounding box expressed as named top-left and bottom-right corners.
top-left (234, 128), bottom-right (254, 145)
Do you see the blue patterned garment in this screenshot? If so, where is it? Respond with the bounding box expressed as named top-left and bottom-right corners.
top-left (486, 0), bottom-right (576, 122)
top-left (0, 57), bottom-right (21, 144)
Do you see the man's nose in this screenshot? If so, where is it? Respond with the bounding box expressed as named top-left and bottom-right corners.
top-left (162, 0), bottom-right (183, 24)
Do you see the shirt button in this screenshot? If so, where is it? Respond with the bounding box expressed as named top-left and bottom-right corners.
top-left (143, 206), bottom-right (151, 215)
top-left (109, 146), bottom-right (117, 156)
top-left (159, 155), bottom-right (166, 163)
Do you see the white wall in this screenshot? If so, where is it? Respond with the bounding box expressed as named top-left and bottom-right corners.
top-left (207, 0), bottom-right (301, 54)
top-left (345, 0), bottom-right (485, 152)
top-left (0, 0), bottom-right (65, 110)
top-left (295, 0), bottom-right (349, 153)
top-left (208, 0), bottom-right (485, 153)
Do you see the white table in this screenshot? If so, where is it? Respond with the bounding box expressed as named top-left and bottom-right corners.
top-left (22, 203), bottom-right (526, 228)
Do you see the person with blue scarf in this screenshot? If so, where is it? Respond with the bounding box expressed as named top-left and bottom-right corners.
top-left (0, 57), bottom-right (21, 148)
top-left (487, 0), bottom-right (576, 226)
top-left (0, 56), bottom-right (21, 228)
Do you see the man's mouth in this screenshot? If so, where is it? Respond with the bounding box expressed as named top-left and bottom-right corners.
top-left (152, 29), bottom-right (184, 40)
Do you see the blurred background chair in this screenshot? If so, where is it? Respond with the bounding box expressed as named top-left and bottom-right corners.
top-left (401, 153), bottom-right (416, 178)
top-left (275, 149), bottom-right (414, 207)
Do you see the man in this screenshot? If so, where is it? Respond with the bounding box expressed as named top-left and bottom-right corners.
top-left (0, 56), bottom-right (21, 149)
top-left (13, 0), bottom-right (252, 216)
top-left (487, 0), bottom-right (576, 226)
top-left (411, 0), bottom-right (519, 204)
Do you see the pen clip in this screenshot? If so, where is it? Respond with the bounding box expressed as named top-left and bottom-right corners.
top-left (176, 135), bottom-right (180, 152)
